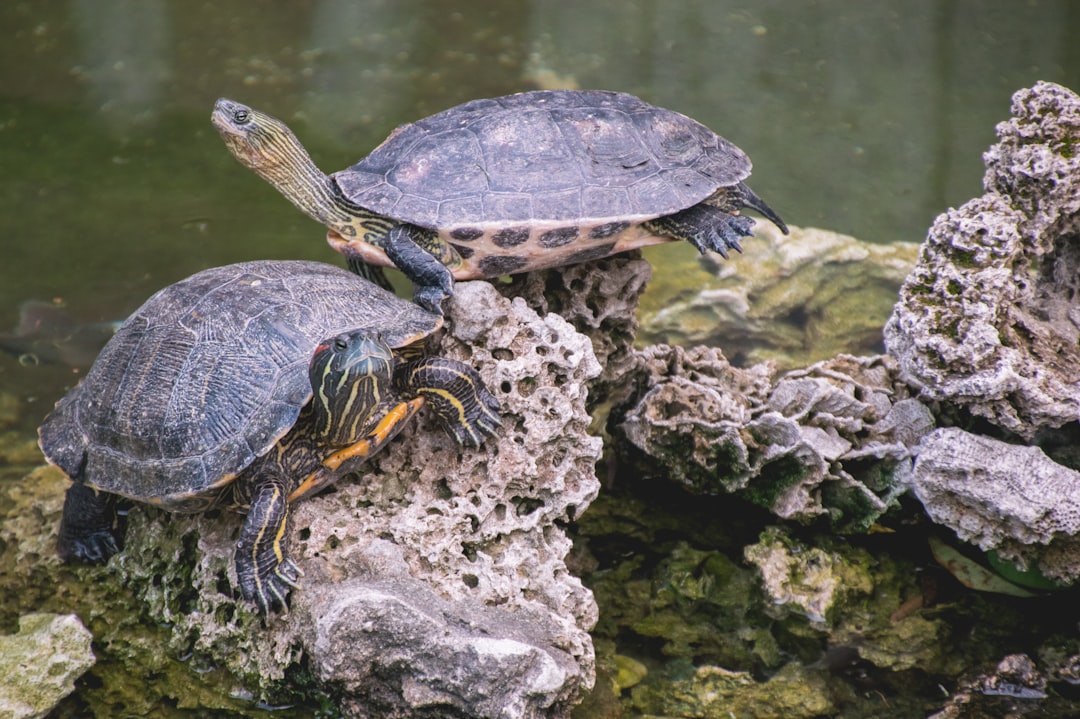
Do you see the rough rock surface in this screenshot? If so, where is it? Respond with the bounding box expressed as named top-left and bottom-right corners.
top-left (912, 427), bottom-right (1080, 583)
top-left (501, 253), bottom-right (651, 403)
top-left (0, 613), bottom-right (95, 719)
top-left (639, 224), bottom-right (918, 368)
top-left (115, 280), bottom-right (603, 718)
top-left (884, 81), bottom-right (1080, 440)
top-left (617, 348), bottom-right (932, 530)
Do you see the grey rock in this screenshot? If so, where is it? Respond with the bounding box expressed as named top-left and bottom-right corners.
top-left (115, 280), bottom-right (603, 718)
top-left (0, 613), bottom-right (95, 719)
top-left (911, 427), bottom-right (1080, 583)
top-left (884, 81), bottom-right (1080, 440)
top-left (303, 541), bottom-right (583, 719)
top-left (500, 253), bottom-right (652, 404)
top-left (617, 348), bottom-right (929, 530)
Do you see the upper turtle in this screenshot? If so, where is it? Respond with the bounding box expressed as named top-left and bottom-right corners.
top-left (213, 90), bottom-right (788, 314)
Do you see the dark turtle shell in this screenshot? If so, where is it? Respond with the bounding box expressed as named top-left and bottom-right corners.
top-left (334, 90), bottom-right (750, 233)
top-left (38, 260), bottom-right (440, 506)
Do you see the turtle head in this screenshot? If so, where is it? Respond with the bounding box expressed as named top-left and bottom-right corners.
top-left (212, 98), bottom-right (305, 176)
top-left (308, 330), bottom-right (396, 445)
top-left (212, 98), bottom-right (345, 226)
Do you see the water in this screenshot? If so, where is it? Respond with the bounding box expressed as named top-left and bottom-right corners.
top-left (3, 1), bottom-right (1079, 410)
top-left (2, 1), bottom-right (1080, 715)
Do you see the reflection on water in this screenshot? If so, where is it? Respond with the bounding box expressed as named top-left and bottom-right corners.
top-left (2, 0), bottom-right (1080, 713)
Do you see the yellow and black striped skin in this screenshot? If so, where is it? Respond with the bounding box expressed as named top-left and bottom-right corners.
top-left (226, 330), bottom-right (500, 613)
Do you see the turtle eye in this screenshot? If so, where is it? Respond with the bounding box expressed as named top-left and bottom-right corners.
top-left (333, 337), bottom-right (349, 351)
top-left (233, 109), bottom-right (250, 124)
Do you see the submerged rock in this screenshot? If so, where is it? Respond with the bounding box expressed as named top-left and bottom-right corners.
top-left (0, 613), bottom-right (95, 719)
top-left (628, 661), bottom-right (835, 719)
top-left (885, 81), bottom-right (1080, 441)
top-left (111, 280), bottom-right (602, 718)
top-left (639, 224), bottom-right (918, 368)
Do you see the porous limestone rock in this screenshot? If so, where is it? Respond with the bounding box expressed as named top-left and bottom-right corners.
top-left (0, 613), bottom-right (95, 719)
top-left (113, 280), bottom-right (603, 718)
top-left (884, 81), bottom-right (1080, 440)
top-left (911, 427), bottom-right (1080, 584)
top-left (617, 348), bottom-right (931, 530)
top-left (501, 253), bottom-right (651, 402)
top-left (639, 224), bottom-right (919, 368)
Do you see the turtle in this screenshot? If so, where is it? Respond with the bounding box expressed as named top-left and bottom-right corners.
top-left (212, 89), bottom-right (788, 314)
top-left (38, 260), bottom-right (500, 612)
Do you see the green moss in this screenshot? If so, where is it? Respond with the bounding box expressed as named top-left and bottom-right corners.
top-left (952, 248), bottom-right (979, 268)
top-left (629, 661), bottom-right (834, 719)
top-left (741, 454), bottom-right (812, 511)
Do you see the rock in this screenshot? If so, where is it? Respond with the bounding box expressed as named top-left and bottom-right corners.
top-left (929, 654), bottom-right (1050, 719)
top-left (744, 527), bottom-right (873, 625)
top-left (884, 81), bottom-right (1080, 440)
top-left (0, 613), bottom-right (95, 719)
top-left (616, 348), bottom-right (931, 530)
top-left (303, 542), bottom-right (581, 719)
top-left (639, 224), bottom-right (919, 368)
top-left (500, 253), bottom-right (651, 404)
top-left (911, 427), bottom-right (1080, 584)
top-left (112, 280), bottom-right (603, 717)
top-left (628, 661), bottom-right (835, 719)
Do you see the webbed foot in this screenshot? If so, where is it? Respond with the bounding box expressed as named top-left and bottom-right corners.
top-left (236, 553), bottom-right (303, 613)
top-left (235, 475), bottom-right (300, 613)
top-left (57, 482), bottom-right (125, 563)
top-left (397, 357), bottom-right (501, 448)
top-left (646, 203), bottom-right (755, 259)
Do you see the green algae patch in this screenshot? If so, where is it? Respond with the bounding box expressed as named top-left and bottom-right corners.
top-left (629, 660), bottom-right (834, 719)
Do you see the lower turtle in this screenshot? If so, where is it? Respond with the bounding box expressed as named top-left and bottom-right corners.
top-left (212, 89), bottom-right (788, 314)
top-left (38, 260), bottom-right (500, 612)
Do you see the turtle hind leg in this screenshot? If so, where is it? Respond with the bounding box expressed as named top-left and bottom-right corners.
top-left (234, 474), bottom-right (301, 613)
top-left (396, 356), bottom-right (501, 448)
top-left (645, 203), bottom-right (756, 259)
top-left (346, 256), bottom-right (396, 293)
top-left (57, 482), bottom-right (126, 563)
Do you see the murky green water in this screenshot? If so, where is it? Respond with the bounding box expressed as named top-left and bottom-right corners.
top-left (3, 1), bottom-right (1080, 716)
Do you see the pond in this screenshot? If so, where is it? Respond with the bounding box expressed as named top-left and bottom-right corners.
top-left (2, 1), bottom-right (1080, 717)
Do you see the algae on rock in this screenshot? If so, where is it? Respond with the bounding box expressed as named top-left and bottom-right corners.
top-left (639, 225), bottom-right (919, 369)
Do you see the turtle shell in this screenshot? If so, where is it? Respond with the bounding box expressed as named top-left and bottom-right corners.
top-left (38, 260), bottom-right (440, 506)
top-left (333, 89), bottom-right (751, 249)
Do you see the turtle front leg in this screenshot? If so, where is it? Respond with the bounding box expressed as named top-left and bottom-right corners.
top-left (235, 474), bottom-right (301, 613)
top-left (57, 483), bottom-right (126, 563)
top-left (396, 356), bottom-right (501, 447)
top-left (381, 225), bottom-right (456, 315)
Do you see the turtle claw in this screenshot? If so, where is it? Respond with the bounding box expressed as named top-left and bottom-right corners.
top-left (243, 558), bottom-right (303, 614)
top-left (59, 530), bottom-right (120, 564)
